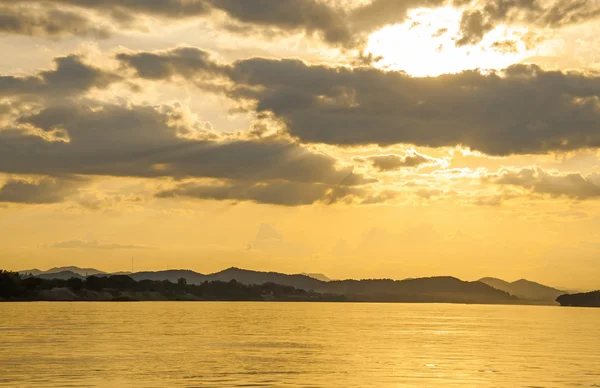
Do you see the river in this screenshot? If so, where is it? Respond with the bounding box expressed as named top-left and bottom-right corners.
top-left (1, 302), bottom-right (598, 387)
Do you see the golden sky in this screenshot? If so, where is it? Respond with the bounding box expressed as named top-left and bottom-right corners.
top-left (1, 0), bottom-right (600, 289)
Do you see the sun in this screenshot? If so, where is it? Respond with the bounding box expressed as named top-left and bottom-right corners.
top-left (365, 7), bottom-right (532, 77)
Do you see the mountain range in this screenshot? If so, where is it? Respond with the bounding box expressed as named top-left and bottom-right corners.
top-left (16, 266), bottom-right (572, 305)
top-left (20, 266), bottom-right (107, 277)
top-left (478, 277), bottom-right (566, 303)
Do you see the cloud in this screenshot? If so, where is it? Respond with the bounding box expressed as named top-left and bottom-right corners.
top-left (210, 0), bottom-right (355, 47)
top-left (1, 0), bottom-right (424, 49)
top-left (364, 152), bottom-right (438, 172)
top-left (116, 47), bottom-right (226, 81)
top-left (117, 48), bottom-right (600, 155)
top-left (490, 40), bottom-right (518, 54)
top-left (156, 179), bottom-right (373, 206)
top-left (0, 54), bottom-right (120, 100)
top-left (4, 0), bottom-right (600, 52)
top-left (0, 5), bottom-right (111, 38)
top-left (223, 58), bottom-right (600, 156)
top-left (456, 0), bottom-right (600, 46)
top-left (0, 51), bottom-right (379, 207)
top-left (2, 0), bottom-right (212, 23)
top-left (0, 176), bottom-right (87, 204)
top-left (484, 167), bottom-right (600, 200)
top-left (456, 9), bottom-right (492, 46)
top-left (49, 239), bottom-right (150, 249)
top-left (2, 0), bottom-right (355, 46)
top-left (0, 101), bottom-right (372, 185)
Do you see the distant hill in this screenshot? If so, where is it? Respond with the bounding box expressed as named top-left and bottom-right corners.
top-left (19, 269), bottom-right (45, 276)
top-left (36, 271), bottom-right (85, 280)
top-left (16, 266), bottom-right (526, 305)
top-left (129, 268), bottom-right (327, 291)
top-left (127, 269), bottom-right (517, 304)
top-left (209, 268), bottom-right (326, 291)
top-left (129, 269), bottom-right (207, 283)
top-left (301, 273), bottom-right (331, 282)
top-left (557, 291), bottom-right (600, 307)
top-left (479, 277), bottom-right (565, 303)
top-left (20, 267), bottom-right (106, 277)
top-left (326, 276), bottom-right (517, 304)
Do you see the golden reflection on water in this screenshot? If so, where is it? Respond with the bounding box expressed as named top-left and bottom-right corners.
top-left (1, 302), bottom-right (599, 387)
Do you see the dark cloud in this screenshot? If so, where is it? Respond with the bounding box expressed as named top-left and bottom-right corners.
top-left (366, 153), bottom-right (435, 171)
top-left (3, 0), bottom-right (600, 50)
top-left (456, 0), bottom-right (600, 46)
top-left (117, 47), bottom-right (600, 155)
top-left (209, 0), bottom-right (355, 47)
top-left (156, 179), bottom-right (369, 206)
top-left (0, 5), bottom-right (110, 38)
top-left (0, 101), bottom-right (373, 186)
top-left (0, 54), bottom-right (120, 99)
top-left (456, 10), bottom-right (492, 46)
top-left (1, 0), bottom-right (212, 21)
top-left (0, 176), bottom-right (86, 204)
top-left (210, 0), bottom-right (445, 48)
top-left (2, 0), bottom-right (356, 46)
top-left (484, 167), bottom-right (600, 199)
top-left (226, 59), bottom-right (600, 156)
top-left (350, 0), bottom-right (446, 34)
top-left (116, 47), bottom-right (226, 81)
top-left (490, 40), bottom-right (518, 53)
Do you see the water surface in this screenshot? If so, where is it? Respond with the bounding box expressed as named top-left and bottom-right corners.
top-left (1, 302), bottom-right (599, 387)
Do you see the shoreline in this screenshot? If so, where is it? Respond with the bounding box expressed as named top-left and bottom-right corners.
top-left (0, 298), bottom-right (558, 307)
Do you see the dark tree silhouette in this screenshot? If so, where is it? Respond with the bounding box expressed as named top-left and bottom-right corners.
top-left (0, 269), bottom-right (345, 302)
top-left (0, 270), bottom-right (23, 298)
top-left (67, 277), bottom-right (84, 292)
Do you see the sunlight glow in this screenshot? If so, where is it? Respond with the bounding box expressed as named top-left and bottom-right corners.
top-left (365, 7), bottom-right (533, 76)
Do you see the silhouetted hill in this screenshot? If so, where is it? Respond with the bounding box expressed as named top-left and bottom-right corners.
top-left (130, 270), bottom-right (207, 284)
top-left (208, 268), bottom-right (326, 291)
top-left (18, 269), bottom-right (45, 276)
top-left (326, 277), bottom-right (517, 304)
top-left (557, 291), bottom-right (600, 307)
top-left (127, 268), bottom-right (327, 291)
top-left (36, 271), bottom-right (85, 280)
top-left (479, 277), bottom-right (565, 302)
top-left (15, 266), bottom-right (524, 304)
top-left (20, 266), bottom-right (106, 277)
top-left (301, 273), bottom-right (331, 282)
top-left (117, 269), bottom-right (520, 304)
top-left (49, 266), bottom-right (107, 276)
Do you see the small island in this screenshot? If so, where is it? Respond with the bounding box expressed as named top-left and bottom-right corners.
top-left (0, 271), bottom-right (345, 302)
top-left (556, 291), bottom-right (600, 307)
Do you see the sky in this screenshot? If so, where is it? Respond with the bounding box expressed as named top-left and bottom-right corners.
top-left (1, 0), bottom-right (600, 289)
